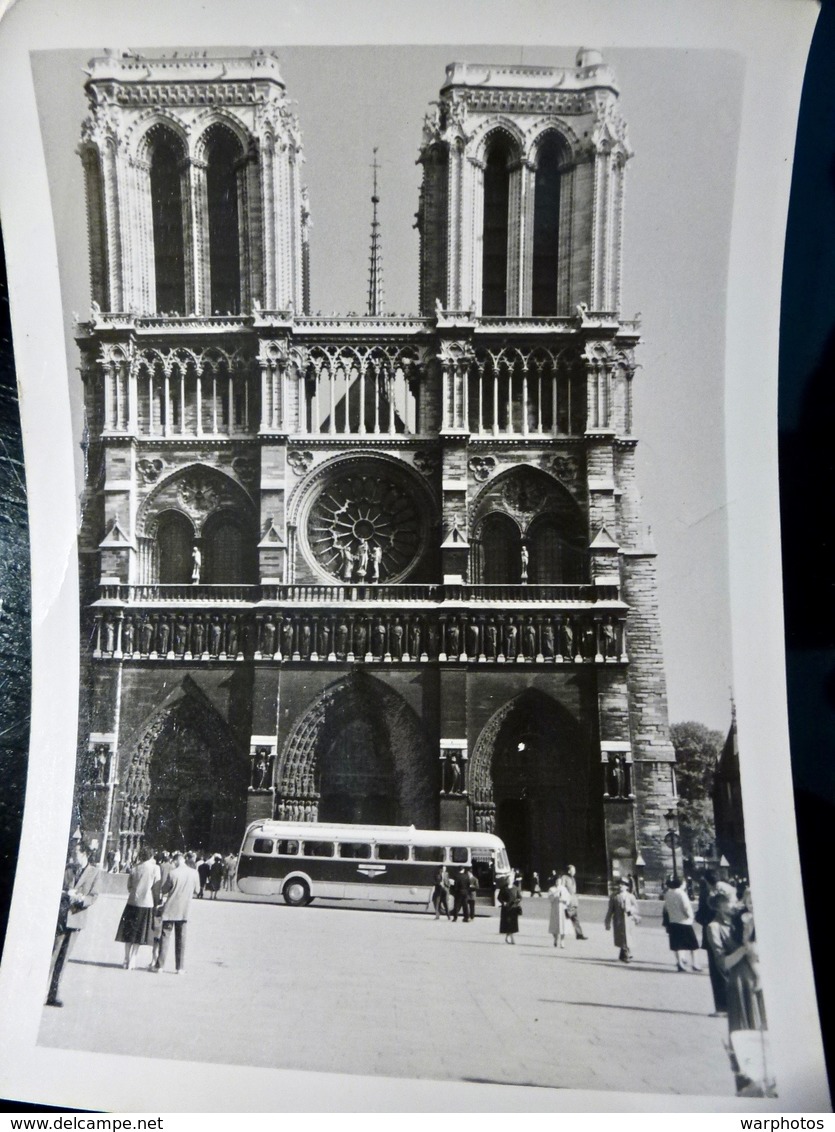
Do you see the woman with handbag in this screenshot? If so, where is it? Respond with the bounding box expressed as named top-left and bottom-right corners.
top-left (498, 876), bottom-right (523, 944)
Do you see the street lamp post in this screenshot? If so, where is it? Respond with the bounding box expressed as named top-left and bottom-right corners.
top-left (664, 808), bottom-right (680, 881)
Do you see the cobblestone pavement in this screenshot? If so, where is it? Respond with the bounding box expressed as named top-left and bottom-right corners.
top-left (38, 891), bottom-right (735, 1099)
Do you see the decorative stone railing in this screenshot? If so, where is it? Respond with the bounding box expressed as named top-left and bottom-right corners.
top-left (97, 581), bottom-right (617, 606)
top-left (90, 606), bottom-right (628, 666)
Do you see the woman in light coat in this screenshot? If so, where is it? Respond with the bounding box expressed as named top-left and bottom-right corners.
top-left (547, 878), bottom-right (571, 948)
top-left (114, 846), bottom-right (161, 970)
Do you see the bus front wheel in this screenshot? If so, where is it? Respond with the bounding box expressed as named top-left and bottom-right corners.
top-left (283, 878), bottom-right (311, 907)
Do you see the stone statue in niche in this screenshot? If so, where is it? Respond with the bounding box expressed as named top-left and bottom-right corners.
top-left (254, 752), bottom-right (269, 790)
top-left (391, 620), bottom-right (404, 659)
top-left (373, 619), bottom-right (386, 658)
top-left (300, 622), bottom-right (312, 658)
top-left (609, 754), bottom-right (627, 798)
top-left (104, 618), bottom-right (115, 654)
top-left (542, 621), bottom-right (554, 658)
top-left (336, 621), bottom-right (349, 656)
top-left (174, 616), bottom-right (188, 655)
top-left (447, 621), bottom-right (460, 658)
top-left (485, 619), bottom-right (497, 659)
top-left (281, 620), bottom-right (294, 657)
top-left (410, 619), bottom-right (422, 659)
top-left (524, 618), bottom-right (536, 658)
top-left (357, 538), bottom-right (370, 579)
top-left (447, 754), bottom-right (463, 795)
top-left (370, 543), bottom-right (383, 582)
top-left (467, 621), bottom-right (479, 658)
top-left (504, 622), bottom-right (518, 659)
top-left (602, 619), bottom-right (617, 658)
top-left (562, 620), bottom-right (574, 659)
top-left (192, 615), bottom-right (205, 656)
top-left (520, 543), bottom-right (529, 582)
top-left (319, 622), bottom-right (331, 656)
top-left (262, 617), bottom-right (276, 656)
top-left (123, 617), bottom-right (135, 655)
top-left (354, 620), bottom-right (367, 657)
top-left (157, 617), bottom-right (170, 656)
top-left (210, 615), bottom-right (222, 656)
top-left (226, 616), bottom-right (239, 657)
top-left (191, 545), bottom-right (202, 584)
top-left (339, 542), bottom-right (355, 582)
top-left (140, 616), bottom-right (154, 655)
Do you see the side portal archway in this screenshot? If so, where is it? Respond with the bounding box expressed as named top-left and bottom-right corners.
top-left (470, 690), bottom-right (603, 881)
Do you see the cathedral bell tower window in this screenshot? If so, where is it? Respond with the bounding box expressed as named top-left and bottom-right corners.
top-left (206, 127), bottom-right (243, 316)
top-left (481, 136), bottom-right (514, 316)
top-left (150, 134), bottom-right (187, 315)
top-left (531, 135), bottom-right (562, 317)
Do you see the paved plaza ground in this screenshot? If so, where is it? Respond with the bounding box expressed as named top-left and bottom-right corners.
top-left (38, 889), bottom-right (737, 1100)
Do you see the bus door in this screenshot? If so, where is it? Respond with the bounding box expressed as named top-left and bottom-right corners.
top-left (470, 849), bottom-right (496, 897)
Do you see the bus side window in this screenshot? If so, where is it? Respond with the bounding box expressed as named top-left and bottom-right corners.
top-left (340, 842), bottom-right (372, 859)
top-left (413, 845), bottom-right (444, 863)
top-left (376, 844), bottom-right (409, 861)
top-left (450, 846), bottom-right (469, 864)
top-left (277, 840), bottom-right (299, 855)
top-left (252, 838), bottom-right (275, 855)
top-left (303, 841), bottom-right (335, 857)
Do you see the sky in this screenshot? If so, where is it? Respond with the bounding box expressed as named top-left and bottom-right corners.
top-left (30, 44), bottom-right (744, 731)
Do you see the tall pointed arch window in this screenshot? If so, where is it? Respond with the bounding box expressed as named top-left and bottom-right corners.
top-left (531, 135), bottom-right (562, 316)
top-left (205, 127), bottom-right (243, 315)
top-left (149, 132), bottom-right (187, 315)
top-left (157, 511), bottom-right (194, 584)
top-left (481, 513), bottom-right (522, 583)
top-left (202, 511), bottom-right (257, 584)
top-left (481, 135), bottom-right (514, 316)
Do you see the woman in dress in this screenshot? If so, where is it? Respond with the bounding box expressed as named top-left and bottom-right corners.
top-left (662, 876), bottom-right (702, 971)
top-left (604, 876), bottom-right (640, 962)
top-left (114, 846), bottom-right (161, 970)
top-left (547, 876), bottom-right (571, 948)
top-left (705, 890), bottom-right (766, 1033)
top-left (498, 876), bottom-right (523, 944)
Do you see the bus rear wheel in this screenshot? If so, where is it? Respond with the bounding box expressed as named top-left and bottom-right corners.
top-left (283, 878), bottom-right (311, 907)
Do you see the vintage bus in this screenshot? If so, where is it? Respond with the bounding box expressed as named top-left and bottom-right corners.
top-left (235, 820), bottom-right (511, 907)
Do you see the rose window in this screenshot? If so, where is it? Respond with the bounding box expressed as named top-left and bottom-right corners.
top-left (306, 466), bottom-right (424, 582)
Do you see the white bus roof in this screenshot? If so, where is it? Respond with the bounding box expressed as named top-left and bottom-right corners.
top-left (242, 820), bottom-right (505, 850)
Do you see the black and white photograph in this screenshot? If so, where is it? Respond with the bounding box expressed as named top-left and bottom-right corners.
top-left (0, 0), bottom-right (829, 1114)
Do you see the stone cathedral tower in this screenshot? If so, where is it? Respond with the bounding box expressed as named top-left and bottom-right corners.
top-left (74, 48), bottom-right (677, 892)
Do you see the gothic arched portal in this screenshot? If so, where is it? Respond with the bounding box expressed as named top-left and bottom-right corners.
top-left (470, 690), bottom-right (603, 880)
top-left (120, 687), bottom-right (248, 857)
top-left (276, 672), bottom-right (436, 827)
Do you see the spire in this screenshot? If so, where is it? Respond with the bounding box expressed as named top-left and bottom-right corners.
top-left (367, 148), bottom-right (384, 316)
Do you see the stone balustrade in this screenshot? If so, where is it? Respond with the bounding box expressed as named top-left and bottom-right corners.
top-left (91, 606), bottom-right (628, 665)
top-left (96, 581), bottom-right (617, 606)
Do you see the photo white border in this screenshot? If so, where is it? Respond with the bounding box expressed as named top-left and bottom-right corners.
top-left (0, 0), bottom-right (828, 1112)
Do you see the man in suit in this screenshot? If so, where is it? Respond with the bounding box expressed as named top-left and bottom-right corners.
top-left (451, 868), bottom-right (472, 922)
top-left (46, 841), bottom-right (101, 1007)
top-left (154, 850), bottom-right (200, 974)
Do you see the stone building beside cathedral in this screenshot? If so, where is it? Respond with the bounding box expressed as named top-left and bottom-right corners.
top-left (73, 48), bottom-right (678, 891)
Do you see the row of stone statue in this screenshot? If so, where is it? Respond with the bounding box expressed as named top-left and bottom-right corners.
top-left (94, 610), bottom-right (627, 663)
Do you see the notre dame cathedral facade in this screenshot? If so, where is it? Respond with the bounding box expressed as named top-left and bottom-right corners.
top-left (73, 49), bottom-right (677, 892)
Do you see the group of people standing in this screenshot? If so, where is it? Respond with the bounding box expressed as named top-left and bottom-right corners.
top-left (114, 847), bottom-right (201, 974)
top-left (431, 866), bottom-right (478, 921)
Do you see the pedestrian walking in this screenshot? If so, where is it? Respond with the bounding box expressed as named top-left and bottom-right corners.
top-left (498, 876), bottom-right (523, 944)
top-left (208, 853), bottom-right (224, 900)
top-left (451, 868), bottom-right (472, 922)
top-left (530, 871), bottom-right (543, 897)
top-left (46, 842), bottom-right (101, 1007)
top-left (154, 850), bottom-right (201, 974)
top-left (604, 876), bottom-right (640, 962)
top-left (115, 846), bottom-right (161, 970)
top-left (223, 852), bottom-right (238, 891)
top-left (465, 867), bottom-right (477, 921)
top-left (557, 864), bottom-right (588, 939)
top-left (547, 876), bottom-right (571, 948)
top-left (196, 855), bottom-right (210, 898)
top-left (662, 875), bottom-right (702, 971)
top-left (431, 866), bottom-right (451, 919)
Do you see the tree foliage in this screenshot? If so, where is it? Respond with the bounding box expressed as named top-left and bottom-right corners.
top-left (670, 721), bottom-right (724, 860)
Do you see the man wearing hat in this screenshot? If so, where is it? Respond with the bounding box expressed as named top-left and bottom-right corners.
top-left (604, 876), bottom-right (641, 962)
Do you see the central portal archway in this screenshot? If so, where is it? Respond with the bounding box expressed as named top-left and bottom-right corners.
top-left (276, 672), bottom-right (436, 828)
top-left (471, 690), bottom-right (601, 881)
